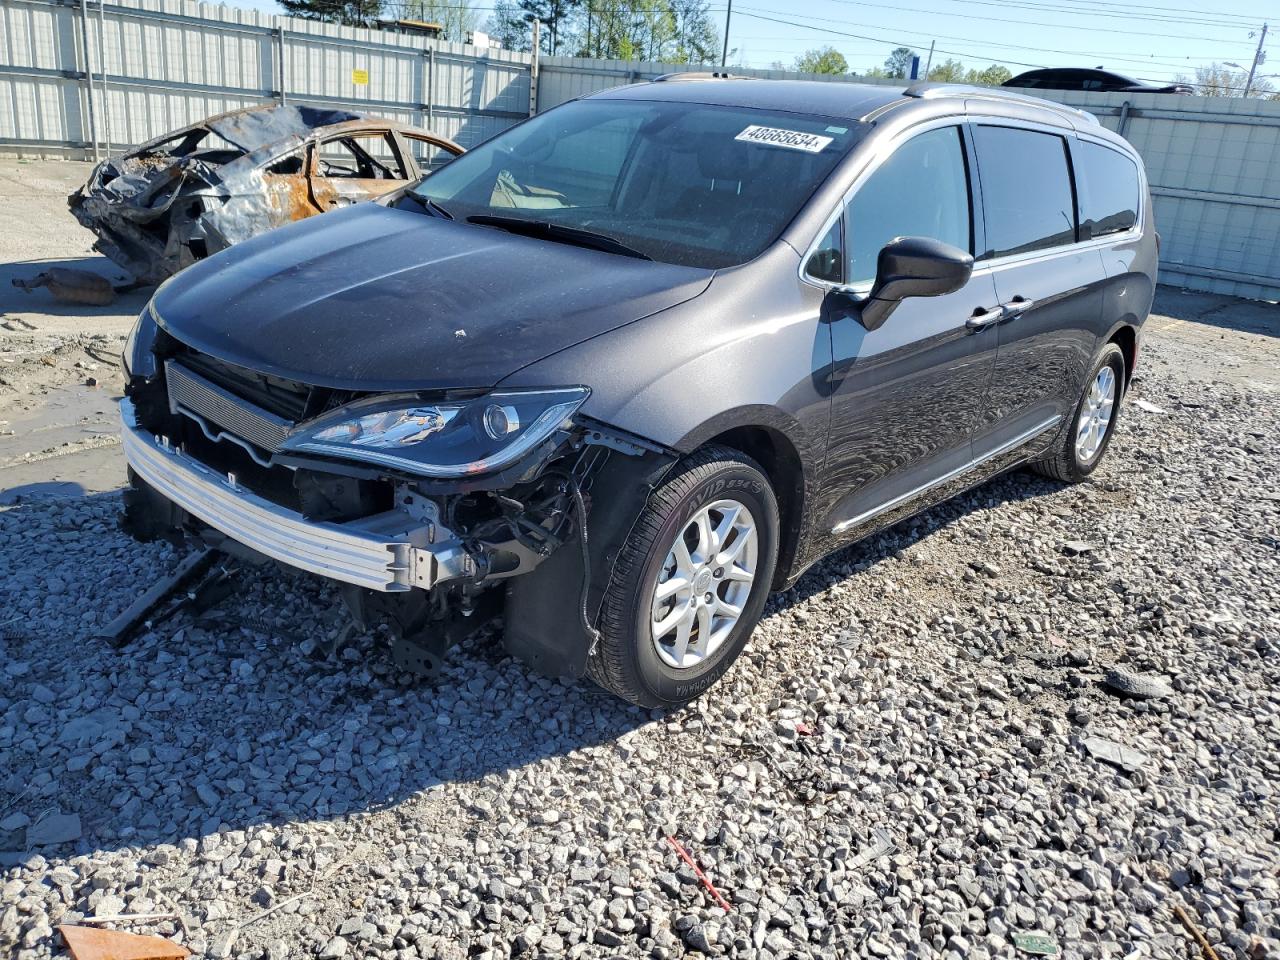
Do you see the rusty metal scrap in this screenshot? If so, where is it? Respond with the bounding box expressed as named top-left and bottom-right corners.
top-left (12, 267), bottom-right (116, 305)
top-left (69, 103), bottom-right (462, 285)
top-left (59, 925), bottom-right (191, 960)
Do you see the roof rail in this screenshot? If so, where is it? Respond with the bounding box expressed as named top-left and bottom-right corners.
top-left (903, 81), bottom-right (1100, 126)
top-left (651, 71), bottom-right (759, 82)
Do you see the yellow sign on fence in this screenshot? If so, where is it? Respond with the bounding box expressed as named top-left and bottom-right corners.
top-left (351, 68), bottom-right (369, 86)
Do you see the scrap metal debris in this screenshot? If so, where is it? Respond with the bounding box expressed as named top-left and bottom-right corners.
top-left (1133, 398), bottom-right (1167, 414)
top-left (1103, 667), bottom-right (1174, 700)
top-left (1012, 932), bottom-right (1060, 956)
top-left (96, 549), bottom-right (234, 648)
top-left (1172, 902), bottom-right (1224, 960)
top-left (665, 836), bottom-right (732, 913)
top-left (59, 925), bottom-right (190, 960)
top-left (1083, 735), bottom-right (1149, 773)
top-left (11, 268), bottom-right (116, 305)
top-left (848, 827), bottom-right (897, 870)
top-left (69, 104), bottom-right (462, 284)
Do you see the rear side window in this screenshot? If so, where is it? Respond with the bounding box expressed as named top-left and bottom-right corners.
top-left (973, 125), bottom-right (1076, 258)
top-left (1075, 141), bottom-right (1140, 239)
top-left (845, 126), bottom-right (971, 286)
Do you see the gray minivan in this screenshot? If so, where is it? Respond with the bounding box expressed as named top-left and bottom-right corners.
top-left (119, 79), bottom-right (1155, 707)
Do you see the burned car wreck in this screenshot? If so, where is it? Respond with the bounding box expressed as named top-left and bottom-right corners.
top-left (71, 104), bottom-right (462, 284)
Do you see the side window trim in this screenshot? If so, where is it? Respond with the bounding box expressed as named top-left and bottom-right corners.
top-left (800, 120), bottom-right (975, 291)
top-left (1069, 136), bottom-right (1144, 242)
top-left (959, 122), bottom-right (985, 263)
top-left (1064, 131), bottom-right (1083, 244)
top-left (969, 121), bottom-right (1079, 261)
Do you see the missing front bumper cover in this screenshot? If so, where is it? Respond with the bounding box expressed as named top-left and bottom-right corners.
top-left (120, 398), bottom-right (475, 592)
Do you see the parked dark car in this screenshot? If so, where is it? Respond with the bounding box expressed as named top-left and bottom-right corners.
top-left (1004, 68), bottom-right (1193, 95)
top-left (71, 104), bottom-right (463, 284)
top-left (118, 79), bottom-right (1155, 707)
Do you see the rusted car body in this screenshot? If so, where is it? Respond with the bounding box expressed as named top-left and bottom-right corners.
top-left (69, 104), bottom-right (462, 284)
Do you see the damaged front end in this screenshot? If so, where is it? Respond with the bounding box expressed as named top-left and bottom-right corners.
top-left (120, 322), bottom-right (675, 679)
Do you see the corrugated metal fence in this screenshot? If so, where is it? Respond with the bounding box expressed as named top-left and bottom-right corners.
top-left (2, 1), bottom-right (1278, 301)
top-left (0, 0), bottom-right (530, 153)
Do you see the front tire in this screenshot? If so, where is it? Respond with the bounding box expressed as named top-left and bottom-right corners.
top-left (589, 445), bottom-right (779, 708)
top-left (1031, 342), bottom-right (1125, 483)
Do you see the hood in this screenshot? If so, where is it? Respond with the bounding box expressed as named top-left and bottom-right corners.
top-left (152, 203), bottom-right (714, 391)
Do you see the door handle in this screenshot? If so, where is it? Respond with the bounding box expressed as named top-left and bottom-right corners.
top-left (966, 306), bottom-right (1005, 330)
top-left (1004, 296), bottom-right (1036, 317)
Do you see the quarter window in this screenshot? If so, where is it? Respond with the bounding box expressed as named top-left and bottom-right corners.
top-left (973, 125), bottom-right (1076, 257)
top-left (845, 126), bottom-right (971, 286)
top-left (805, 219), bottom-right (843, 283)
top-left (1075, 141), bottom-right (1140, 239)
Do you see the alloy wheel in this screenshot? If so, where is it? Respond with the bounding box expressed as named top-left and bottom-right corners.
top-left (1076, 365), bottom-right (1117, 463)
top-left (650, 499), bottom-right (758, 670)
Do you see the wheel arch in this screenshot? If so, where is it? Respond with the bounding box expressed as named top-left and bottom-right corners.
top-left (692, 421), bottom-right (810, 591)
top-left (1105, 321), bottom-right (1139, 386)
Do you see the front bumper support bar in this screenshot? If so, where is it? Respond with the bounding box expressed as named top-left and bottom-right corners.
top-left (120, 399), bottom-right (473, 592)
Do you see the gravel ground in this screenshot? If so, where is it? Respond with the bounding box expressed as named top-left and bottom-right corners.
top-left (1, 161), bottom-right (1279, 959)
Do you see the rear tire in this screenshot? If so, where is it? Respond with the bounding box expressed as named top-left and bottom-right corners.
top-left (588, 445), bottom-right (779, 708)
top-left (1031, 342), bottom-right (1125, 483)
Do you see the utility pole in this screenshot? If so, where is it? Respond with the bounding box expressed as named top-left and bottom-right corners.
top-left (1244, 23), bottom-right (1267, 98)
top-left (529, 18), bottom-right (540, 117)
top-left (924, 40), bottom-right (935, 80)
top-left (721, 0), bottom-right (732, 68)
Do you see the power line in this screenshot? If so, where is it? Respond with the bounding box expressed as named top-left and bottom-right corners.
top-left (734, 8), bottom-right (1249, 84)
top-left (980, 0), bottom-right (1261, 26)
top-left (816, 0), bottom-right (1262, 32)
top-left (796, 0), bottom-right (1260, 43)
top-left (737, 6), bottom-right (1244, 68)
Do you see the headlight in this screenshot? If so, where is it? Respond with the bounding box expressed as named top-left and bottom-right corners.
top-left (279, 387), bottom-right (589, 478)
top-left (124, 303), bottom-right (159, 379)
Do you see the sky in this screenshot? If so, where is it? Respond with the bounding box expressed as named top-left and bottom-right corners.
top-left (228, 0), bottom-right (1274, 88)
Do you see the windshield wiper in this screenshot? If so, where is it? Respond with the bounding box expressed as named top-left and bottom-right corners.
top-left (404, 191), bottom-right (454, 220)
top-left (466, 215), bottom-right (651, 261)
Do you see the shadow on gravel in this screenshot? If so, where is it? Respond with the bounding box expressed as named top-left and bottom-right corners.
top-left (772, 464), bottom-right (1068, 613)
top-left (0, 480), bottom-right (90, 504)
top-left (1153, 285), bottom-right (1280, 340)
top-left (0, 490), bottom-right (652, 863)
top-left (0, 466), bottom-right (1065, 862)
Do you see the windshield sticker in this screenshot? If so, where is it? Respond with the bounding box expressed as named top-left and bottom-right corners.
top-left (735, 125), bottom-right (834, 153)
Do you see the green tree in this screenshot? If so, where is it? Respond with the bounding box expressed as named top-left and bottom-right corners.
top-left (278, 0), bottom-right (381, 27)
top-left (926, 58), bottom-right (966, 82)
top-left (965, 64), bottom-right (1012, 86)
top-left (486, 0), bottom-right (532, 51)
top-left (405, 0), bottom-right (478, 41)
top-left (486, 0), bottom-right (582, 53)
top-left (883, 46), bottom-right (916, 79)
top-left (794, 46), bottom-right (849, 75)
top-left (667, 0), bottom-right (720, 64)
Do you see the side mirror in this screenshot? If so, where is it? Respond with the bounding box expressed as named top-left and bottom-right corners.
top-left (858, 237), bottom-right (975, 332)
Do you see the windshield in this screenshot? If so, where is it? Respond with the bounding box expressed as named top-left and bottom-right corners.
top-left (406, 98), bottom-right (865, 269)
